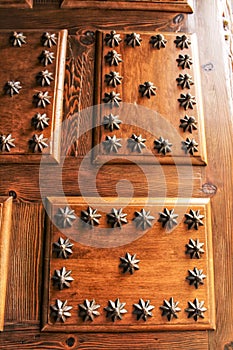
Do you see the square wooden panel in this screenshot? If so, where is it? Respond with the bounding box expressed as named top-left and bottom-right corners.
top-left (61, 0), bottom-right (194, 13)
top-left (0, 29), bottom-right (67, 163)
top-left (42, 197), bottom-right (215, 332)
top-left (93, 31), bottom-right (207, 165)
top-left (0, 197), bottom-right (12, 331)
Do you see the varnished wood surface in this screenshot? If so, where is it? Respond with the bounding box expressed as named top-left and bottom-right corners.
top-left (94, 30), bottom-right (207, 165)
top-left (0, 0), bottom-right (232, 349)
top-left (43, 197), bottom-right (215, 332)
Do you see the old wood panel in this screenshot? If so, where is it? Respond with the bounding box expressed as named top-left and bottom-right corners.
top-left (42, 197), bottom-right (215, 332)
top-left (61, 0), bottom-right (194, 13)
top-left (4, 202), bottom-right (44, 324)
top-left (93, 31), bottom-right (207, 165)
top-left (0, 29), bottom-right (67, 163)
top-left (0, 330), bottom-right (208, 349)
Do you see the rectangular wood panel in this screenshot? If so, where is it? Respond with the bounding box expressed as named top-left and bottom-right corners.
top-left (42, 197), bottom-right (215, 332)
top-left (0, 29), bottom-right (67, 163)
top-left (93, 31), bottom-right (207, 165)
top-left (61, 0), bottom-right (194, 13)
top-left (0, 197), bottom-right (12, 331)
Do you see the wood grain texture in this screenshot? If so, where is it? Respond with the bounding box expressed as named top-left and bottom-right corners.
top-left (0, 0), bottom-right (32, 8)
top-left (0, 330), bottom-right (208, 349)
top-left (93, 30), bottom-right (207, 165)
top-left (188, 0), bottom-right (233, 348)
top-left (42, 197), bottom-right (215, 332)
top-left (0, 197), bottom-right (12, 331)
top-left (60, 0), bottom-right (194, 13)
top-left (4, 202), bottom-right (44, 323)
top-left (0, 30), bottom-right (66, 164)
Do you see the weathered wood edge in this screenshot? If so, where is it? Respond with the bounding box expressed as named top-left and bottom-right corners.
top-left (60, 0), bottom-right (194, 13)
top-left (0, 197), bottom-right (13, 331)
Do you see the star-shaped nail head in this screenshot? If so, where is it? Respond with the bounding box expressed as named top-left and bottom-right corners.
top-left (78, 299), bottom-right (100, 322)
top-left (103, 91), bottom-right (122, 108)
top-left (41, 32), bottom-right (57, 47)
top-left (103, 113), bottom-right (122, 131)
top-left (179, 115), bottom-right (197, 133)
top-left (81, 206), bottom-right (101, 228)
top-left (107, 208), bottom-right (127, 228)
top-left (31, 112), bottom-right (49, 130)
top-left (50, 299), bottom-right (72, 323)
top-left (178, 93), bottom-right (196, 110)
top-left (154, 137), bottom-right (172, 155)
top-left (133, 299), bottom-right (154, 321)
top-left (185, 298), bottom-right (207, 321)
top-left (4, 81), bottom-right (22, 97)
top-left (127, 134), bottom-right (146, 153)
top-left (10, 31), bottom-right (26, 47)
top-left (186, 267), bottom-right (206, 289)
top-left (181, 137), bottom-right (198, 155)
top-left (184, 209), bottom-right (204, 230)
top-left (105, 71), bottom-right (122, 87)
top-left (104, 298), bottom-right (127, 322)
top-left (174, 34), bottom-right (191, 49)
top-left (52, 267), bottom-right (74, 290)
top-left (53, 237), bottom-right (73, 258)
top-left (160, 297), bottom-right (181, 321)
top-left (150, 34), bottom-right (167, 49)
top-left (176, 54), bottom-right (193, 69)
top-left (102, 135), bottom-right (122, 153)
top-left (139, 81), bottom-right (157, 98)
top-left (104, 30), bottom-right (122, 48)
top-left (133, 209), bottom-right (155, 230)
top-left (0, 134), bottom-right (15, 152)
top-left (158, 208), bottom-right (178, 230)
top-left (36, 70), bottom-right (54, 87)
top-left (125, 32), bottom-right (142, 47)
top-left (29, 134), bottom-right (48, 153)
top-left (38, 50), bottom-right (55, 66)
top-left (54, 206), bottom-right (77, 228)
top-left (119, 252), bottom-right (140, 274)
top-left (185, 238), bottom-right (205, 259)
top-left (176, 73), bottom-right (194, 89)
top-left (33, 91), bottom-right (51, 108)
top-left (105, 50), bottom-right (123, 66)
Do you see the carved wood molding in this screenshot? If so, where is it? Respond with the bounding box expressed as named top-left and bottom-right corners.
top-left (60, 0), bottom-right (194, 13)
top-left (0, 197), bottom-right (12, 332)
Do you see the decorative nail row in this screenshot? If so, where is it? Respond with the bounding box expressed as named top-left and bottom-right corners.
top-left (9, 31), bottom-right (57, 48)
top-left (102, 134), bottom-right (199, 155)
top-left (0, 133), bottom-right (48, 153)
top-left (103, 113), bottom-right (197, 134)
top-left (53, 206), bottom-right (205, 230)
top-left (104, 31), bottom-right (191, 50)
top-left (105, 51), bottom-right (193, 69)
top-left (50, 297), bottom-right (207, 323)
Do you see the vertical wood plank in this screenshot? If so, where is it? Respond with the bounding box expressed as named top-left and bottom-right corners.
top-left (5, 202), bottom-right (44, 323)
top-left (0, 197), bottom-right (12, 331)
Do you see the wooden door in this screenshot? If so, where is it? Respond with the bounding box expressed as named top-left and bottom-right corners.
top-left (0, 1), bottom-right (232, 349)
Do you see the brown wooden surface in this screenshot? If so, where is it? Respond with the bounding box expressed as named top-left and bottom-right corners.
top-left (61, 0), bottom-right (194, 13)
top-left (0, 30), bottom-right (67, 164)
top-left (43, 197), bottom-right (215, 332)
top-left (0, 197), bottom-right (12, 331)
top-left (94, 30), bottom-right (207, 165)
top-left (0, 0), bottom-right (32, 8)
top-left (0, 0), bottom-right (232, 349)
